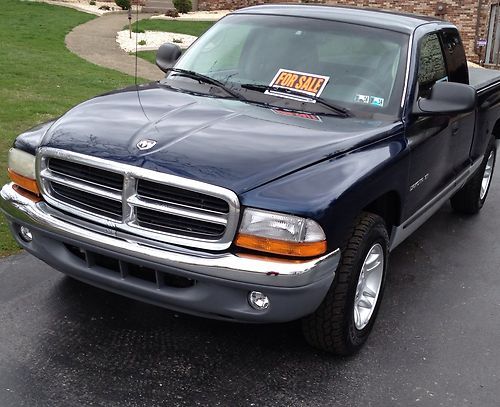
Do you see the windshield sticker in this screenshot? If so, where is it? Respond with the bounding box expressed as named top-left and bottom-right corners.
top-left (272, 109), bottom-right (322, 122)
top-left (355, 94), bottom-right (371, 104)
top-left (371, 97), bottom-right (385, 107)
top-left (355, 94), bottom-right (385, 107)
top-left (266, 69), bottom-right (330, 102)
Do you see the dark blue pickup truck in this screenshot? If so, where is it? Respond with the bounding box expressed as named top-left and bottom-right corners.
top-left (2, 5), bottom-right (500, 355)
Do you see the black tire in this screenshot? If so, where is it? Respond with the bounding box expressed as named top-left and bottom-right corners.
top-left (302, 212), bottom-right (389, 355)
top-left (450, 138), bottom-right (497, 215)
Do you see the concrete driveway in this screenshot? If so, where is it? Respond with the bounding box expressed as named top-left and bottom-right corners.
top-left (1, 176), bottom-right (500, 406)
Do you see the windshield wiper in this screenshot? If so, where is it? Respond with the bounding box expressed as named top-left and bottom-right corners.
top-left (240, 83), bottom-right (351, 117)
top-left (167, 68), bottom-right (246, 101)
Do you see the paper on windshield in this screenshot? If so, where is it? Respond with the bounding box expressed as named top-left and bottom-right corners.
top-left (266, 69), bottom-right (330, 102)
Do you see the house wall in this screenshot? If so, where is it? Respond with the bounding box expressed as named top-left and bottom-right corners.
top-left (197, 0), bottom-right (494, 63)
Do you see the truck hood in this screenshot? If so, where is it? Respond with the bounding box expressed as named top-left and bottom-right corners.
top-left (42, 83), bottom-right (401, 194)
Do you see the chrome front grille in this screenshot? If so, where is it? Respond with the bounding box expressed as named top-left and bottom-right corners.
top-left (37, 148), bottom-right (240, 250)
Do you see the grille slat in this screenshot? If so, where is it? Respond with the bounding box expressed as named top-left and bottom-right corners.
top-left (39, 152), bottom-right (238, 249)
top-left (136, 207), bottom-right (225, 239)
top-left (49, 158), bottom-right (123, 190)
top-left (138, 180), bottom-right (229, 214)
top-left (51, 182), bottom-right (123, 219)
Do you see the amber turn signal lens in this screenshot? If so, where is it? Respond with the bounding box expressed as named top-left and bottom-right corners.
top-left (235, 233), bottom-right (327, 258)
top-left (8, 168), bottom-right (40, 196)
top-left (12, 185), bottom-right (42, 203)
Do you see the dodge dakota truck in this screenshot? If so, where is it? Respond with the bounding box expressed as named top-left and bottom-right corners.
top-left (2, 5), bottom-right (500, 355)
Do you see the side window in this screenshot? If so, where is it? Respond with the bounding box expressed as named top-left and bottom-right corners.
top-left (417, 33), bottom-right (448, 98)
top-left (440, 29), bottom-right (469, 84)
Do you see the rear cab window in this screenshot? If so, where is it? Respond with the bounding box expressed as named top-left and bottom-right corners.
top-left (439, 28), bottom-right (469, 84)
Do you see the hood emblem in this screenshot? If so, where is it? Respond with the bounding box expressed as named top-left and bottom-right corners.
top-left (137, 139), bottom-right (157, 151)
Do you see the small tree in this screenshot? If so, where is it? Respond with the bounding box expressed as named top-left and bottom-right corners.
top-left (115, 0), bottom-right (131, 10)
top-left (173, 0), bottom-right (192, 14)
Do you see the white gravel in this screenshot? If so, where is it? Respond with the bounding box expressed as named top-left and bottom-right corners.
top-left (150, 10), bottom-right (230, 21)
top-left (117, 30), bottom-right (197, 52)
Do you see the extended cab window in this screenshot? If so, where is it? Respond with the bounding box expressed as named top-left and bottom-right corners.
top-left (418, 33), bottom-right (448, 98)
top-left (440, 28), bottom-right (469, 84)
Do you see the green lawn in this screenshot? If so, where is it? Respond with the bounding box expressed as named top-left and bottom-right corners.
top-left (0, 1), bottom-right (137, 257)
top-left (137, 50), bottom-right (158, 65)
top-left (129, 19), bottom-right (214, 36)
top-left (127, 20), bottom-right (214, 65)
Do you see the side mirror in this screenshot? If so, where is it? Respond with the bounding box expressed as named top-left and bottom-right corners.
top-left (156, 43), bottom-right (182, 73)
top-left (413, 82), bottom-right (476, 115)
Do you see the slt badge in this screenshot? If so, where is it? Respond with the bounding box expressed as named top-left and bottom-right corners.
top-left (137, 139), bottom-right (157, 151)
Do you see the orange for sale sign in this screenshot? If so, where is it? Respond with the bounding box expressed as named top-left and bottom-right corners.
top-left (266, 69), bottom-right (330, 102)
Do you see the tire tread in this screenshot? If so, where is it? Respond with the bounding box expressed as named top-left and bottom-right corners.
top-left (302, 212), bottom-right (388, 355)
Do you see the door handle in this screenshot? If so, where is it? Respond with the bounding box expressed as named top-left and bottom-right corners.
top-left (451, 122), bottom-right (460, 136)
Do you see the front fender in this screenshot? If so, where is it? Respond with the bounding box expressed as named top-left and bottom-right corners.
top-left (13, 119), bottom-right (57, 155)
top-left (240, 135), bottom-right (409, 251)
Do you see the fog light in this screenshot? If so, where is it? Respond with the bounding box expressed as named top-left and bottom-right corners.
top-left (19, 226), bottom-right (33, 242)
top-left (248, 291), bottom-right (270, 310)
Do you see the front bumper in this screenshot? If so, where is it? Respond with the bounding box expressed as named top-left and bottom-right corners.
top-left (0, 183), bottom-right (340, 322)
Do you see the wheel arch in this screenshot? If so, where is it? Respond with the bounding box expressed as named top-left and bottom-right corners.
top-left (362, 190), bottom-right (402, 237)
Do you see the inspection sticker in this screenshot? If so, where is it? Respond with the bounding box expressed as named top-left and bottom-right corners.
top-left (266, 69), bottom-right (330, 102)
top-left (355, 94), bottom-right (385, 107)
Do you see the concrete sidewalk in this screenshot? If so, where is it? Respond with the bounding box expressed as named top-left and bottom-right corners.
top-left (65, 12), bottom-right (164, 81)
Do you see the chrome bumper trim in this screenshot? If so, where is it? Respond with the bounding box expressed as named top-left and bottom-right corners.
top-left (0, 183), bottom-right (339, 287)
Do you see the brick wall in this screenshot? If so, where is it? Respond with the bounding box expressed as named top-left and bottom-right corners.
top-left (197, 0), bottom-right (493, 63)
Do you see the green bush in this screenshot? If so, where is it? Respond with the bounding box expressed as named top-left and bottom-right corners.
top-left (115, 0), bottom-right (131, 10)
top-left (173, 0), bottom-right (192, 14)
top-left (89, 0), bottom-right (96, 5)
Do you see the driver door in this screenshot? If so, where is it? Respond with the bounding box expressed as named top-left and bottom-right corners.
top-left (404, 32), bottom-right (457, 218)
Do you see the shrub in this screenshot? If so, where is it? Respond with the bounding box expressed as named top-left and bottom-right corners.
top-left (115, 0), bottom-right (131, 10)
top-left (138, 40), bottom-right (146, 45)
top-left (173, 0), bottom-right (192, 14)
top-left (89, 0), bottom-right (96, 5)
top-left (98, 5), bottom-right (110, 9)
top-left (165, 9), bottom-right (179, 17)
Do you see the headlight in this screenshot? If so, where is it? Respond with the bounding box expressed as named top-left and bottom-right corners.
top-left (7, 148), bottom-right (40, 195)
top-left (235, 208), bottom-right (327, 257)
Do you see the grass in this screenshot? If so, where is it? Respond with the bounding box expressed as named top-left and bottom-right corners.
top-left (136, 50), bottom-right (158, 65)
top-left (129, 19), bottom-right (214, 36)
top-left (0, 1), bottom-right (137, 257)
top-left (127, 20), bottom-right (214, 64)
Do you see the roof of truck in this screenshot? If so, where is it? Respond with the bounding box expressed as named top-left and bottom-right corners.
top-left (233, 4), bottom-right (444, 34)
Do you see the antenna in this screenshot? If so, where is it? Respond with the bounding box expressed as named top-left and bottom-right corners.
top-left (133, 1), bottom-right (150, 121)
top-left (134, 1), bottom-right (139, 86)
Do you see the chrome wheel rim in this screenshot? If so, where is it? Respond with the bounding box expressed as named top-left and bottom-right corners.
top-left (353, 243), bottom-right (384, 330)
top-left (480, 151), bottom-right (495, 201)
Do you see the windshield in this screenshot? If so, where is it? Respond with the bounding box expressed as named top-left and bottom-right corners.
top-left (169, 14), bottom-right (409, 118)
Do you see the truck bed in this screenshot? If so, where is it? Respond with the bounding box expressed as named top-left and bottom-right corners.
top-left (469, 66), bottom-right (500, 91)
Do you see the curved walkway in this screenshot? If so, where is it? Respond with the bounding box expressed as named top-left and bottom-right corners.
top-left (66, 12), bottom-right (164, 81)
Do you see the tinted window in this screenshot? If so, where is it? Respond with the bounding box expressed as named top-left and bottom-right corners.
top-left (418, 33), bottom-right (448, 98)
top-left (440, 28), bottom-right (469, 84)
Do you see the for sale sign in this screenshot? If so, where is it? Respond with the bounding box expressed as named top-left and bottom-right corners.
top-left (266, 69), bottom-right (330, 102)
